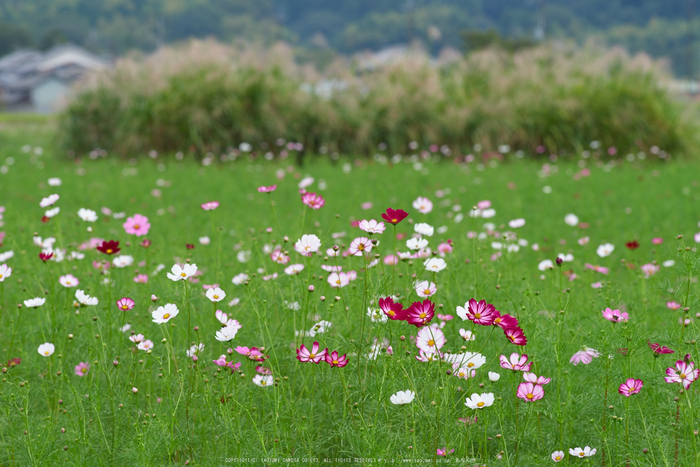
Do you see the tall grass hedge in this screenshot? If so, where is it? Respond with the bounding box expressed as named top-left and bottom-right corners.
top-left (57, 39), bottom-right (695, 159)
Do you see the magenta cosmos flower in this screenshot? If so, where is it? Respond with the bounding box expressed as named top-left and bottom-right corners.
top-left (648, 341), bottom-right (674, 355)
top-left (618, 378), bottom-right (643, 397)
top-left (301, 192), bottom-right (324, 209)
top-left (379, 297), bottom-right (407, 320)
top-left (602, 307), bottom-right (628, 323)
top-left (74, 362), bottom-right (90, 377)
top-left (504, 327), bottom-right (527, 346)
top-left (665, 360), bottom-right (700, 389)
top-left (116, 297), bottom-right (135, 311)
top-left (325, 351), bottom-right (348, 368)
top-left (500, 353), bottom-right (531, 371)
top-left (257, 185), bottom-right (277, 193)
top-left (457, 299), bottom-right (497, 326)
top-left (381, 208), bottom-right (408, 225)
top-left (406, 299), bottom-right (435, 327)
top-left (201, 201), bottom-right (220, 210)
top-left (570, 347), bottom-right (600, 365)
top-left (123, 214), bottom-right (150, 236)
top-left (296, 342), bottom-right (328, 363)
top-left (492, 310), bottom-right (519, 329)
top-left (517, 382), bottom-right (544, 402)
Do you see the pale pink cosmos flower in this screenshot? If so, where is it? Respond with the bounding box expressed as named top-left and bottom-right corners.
top-left (667, 301), bottom-right (682, 310)
top-left (584, 263), bottom-right (609, 275)
top-left (257, 185), bottom-right (277, 193)
top-left (358, 219), bottom-right (385, 234)
top-left (591, 282), bottom-right (603, 289)
top-left (413, 196), bottom-right (433, 214)
top-left (138, 340), bottom-right (154, 351)
top-left (652, 237), bottom-right (663, 245)
top-left (74, 362), bottom-right (90, 377)
top-left (361, 202), bottom-right (373, 210)
top-left (327, 272), bottom-right (350, 288)
top-left (641, 263), bottom-right (660, 278)
top-left (602, 307), bottom-right (629, 323)
top-left (200, 201), bottom-right (220, 210)
top-left (123, 214), bottom-right (150, 236)
top-left (459, 329), bottom-right (475, 341)
top-left (578, 236), bottom-right (590, 246)
top-left (517, 382), bottom-right (544, 401)
top-left (0, 263), bottom-right (11, 282)
top-left (437, 242), bottom-right (453, 256)
top-left (523, 372), bottom-right (551, 386)
top-left (59, 274), bottom-right (79, 287)
top-left (133, 274), bottom-right (148, 283)
top-left (414, 280), bottom-right (437, 297)
top-left (452, 364), bottom-right (476, 380)
top-left (129, 334), bottom-right (145, 344)
top-left (665, 360), bottom-right (700, 389)
top-left (301, 192), bottom-right (325, 209)
top-left (618, 378), bottom-right (643, 397)
top-left (40, 194), bottom-right (59, 208)
top-left (348, 237), bottom-right (373, 256)
top-left (476, 200), bottom-right (491, 209)
top-left (416, 326), bottom-right (446, 354)
top-left (499, 353), bottom-right (531, 372)
top-left (270, 249), bottom-right (290, 264)
top-left (570, 347), bottom-right (600, 365)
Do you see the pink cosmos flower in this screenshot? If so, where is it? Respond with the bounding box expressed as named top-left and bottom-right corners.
top-left (325, 351), bottom-right (348, 368)
top-left (584, 263), bottom-right (609, 275)
top-left (271, 249), bottom-right (290, 264)
top-left (437, 313), bottom-right (453, 321)
top-left (648, 341), bottom-right (674, 355)
top-left (348, 237), bottom-right (373, 256)
top-left (116, 297), bottom-right (135, 311)
top-left (213, 355), bottom-right (241, 371)
top-left (412, 196), bottom-right (433, 214)
top-left (123, 214), bottom-right (150, 237)
top-left (618, 378), bottom-right (643, 397)
top-left (59, 274), bottom-right (79, 288)
top-left (641, 263), bottom-right (660, 278)
top-left (667, 301), bottom-right (681, 310)
top-left (492, 310), bottom-right (519, 329)
top-left (74, 362), bottom-right (90, 377)
top-left (200, 201), bottom-right (220, 210)
top-left (570, 347), bottom-right (601, 365)
top-left (517, 382), bottom-right (544, 402)
top-left (504, 327), bottom-right (528, 346)
top-left (457, 299), bottom-right (497, 326)
top-left (406, 299), bottom-right (435, 327)
top-left (301, 192), bottom-right (325, 209)
top-left (133, 274), bottom-right (148, 283)
top-left (523, 372), bottom-right (551, 385)
top-left (500, 353), bottom-right (531, 372)
top-left (602, 307), bottom-right (629, 323)
top-left (665, 360), bottom-right (700, 389)
top-left (416, 326), bottom-right (446, 354)
top-left (436, 448), bottom-right (454, 456)
top-left (296, 342), bottom-right (328, 363)
top-left (383, 254), bottom-right (399, 265)
top-left (255, 366), bottom-right (272, 375)
top-left (591, 282), bottom-right (603, 289)
top-left (652, 237), bottom-right (663, 245)
top-left (327, 272), bottom-right (350, 288)
top-left (358, 219), bottom-right (385, 234)
top-left (437, 242), bottom-right (453, 255)
top-left (477, 200), bottom-right (491, 209)
top-left (257, 185), bottom-right (277, 193)
top-left (379, 297), bottom-right (406, 320)
top-left (414, 280), bottom-right (437, 298)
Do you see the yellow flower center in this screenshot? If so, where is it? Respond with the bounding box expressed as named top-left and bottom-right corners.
top-left (526, 393), bottom-right (534, 400)
top-left (476, 401), bottom-right (484, 407)
top-left (495, 317), bottom-right (501, 324)
top-left (358, 244), bottom-right (364, 250)
top-left (423, 289), bottom-right (430, 295)
top-left (428, 339), bottom-right (435, 346)
top-left (81, 367), bottom-right (87, 373)
top-left (419, 312), bottom-right (426, 319)
top-left (0, 274), bottom-right (3, 279)
top-left (392, 218), bottom-right (397, 222)
top-left (260, 381), bottom-right (266, 386)
top-left (309, 353), bottom-right (315, 358)
top-left (388, 310), bottom-right (395, 317)
top-left (134, 224), bottom-right (140, 229)
top-left (213, 295), bottom-right (219, 299)
top-left (180, 272), bottom-right (186, 277)
top-left (681, 373), bottom-right (687, 379)
top-left (106, 249), bottom-right (112, 254)
top-left (555, 456), bottom-right (562, 461)
top-left (467, 363), bottom-right (474, 368)
top-left (579, 453), bottom-right (585, 457)
top-left (474, 313), bottom-right (481, 319)
top-left (121, 305), bottom-right (128, 310)
top-left (333, 360), bottom-right (339, 364)
top-left (163, 313), bottom-right (170, 319)
top-left (336, 280), bottom-right (341, 285)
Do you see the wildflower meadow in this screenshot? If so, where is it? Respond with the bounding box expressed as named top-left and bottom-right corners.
top-left (1, 124), bottom-right (700, 466)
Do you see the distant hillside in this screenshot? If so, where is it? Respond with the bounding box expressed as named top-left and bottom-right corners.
top-left (1, 0), bottom-right (697, 76)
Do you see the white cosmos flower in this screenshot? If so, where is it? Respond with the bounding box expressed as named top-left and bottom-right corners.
top-left (596, 243), bottom-right (615, 258)
top-left (152, 303), bottom-right (179, 324)
top-left (253, 375), bottom-right (274, 387)
top-left (112, 255), bottom-right (134, 268)
top-left (308, 320), bottom-right (332, 337)
top-left (39, 194), bottom-right (59, 208)
top-left (166, 263), bottom-right (198, 281)
top-left (298, 176), bottom-right (314, 189)
top-left (359, 219), bottom-right (385, 234)
top-left (45, 207), bottom-right (60, 218)
top-left (424, 257), bottom-right (446, 273)
top-left (444, 351), bottom-right (486, 369)
top-left (326, 248), bottom-right (339, 257)
top-left (367, 308), bottom-right (388, 323)
top-left (491, 242), bottom-right (503, 250)
top-left (24, 297), bottom-right (46, 307)
top-left (569, 447), bottom-right (597, 458)
top-left (284, 264), bottom-right (304, 275)
top-left (48, 177), bottom-right (62, 186)
top-left (237, 250), bottom-right (251, 263)
top-left (507, 244), bottom-right (520, 253)
top-left (33, 236), bottom-right (56, 249)
top-left (508, 218), bottom-right (525, 228)
top-left (578, 236), bottom-right (590, 246)
top-left (488, 371), bottom-right (501, 381)
top-left (38, 342), bottom-right (55, 357)
top-left (663, 260), bottom-right (675, 267)
top-left (481, 209), bottom-right (496, 218)
top-left (390, 390), bottom-right (415, 405)
top-left (538, 259), bottom-right (554, 271)
top-left (0, 250), bottom-right (12, 262)
top-left (231, 273), bottom-right (249, 285)
top-left (75, 289), bottom-right (98, 306)
top-left (564, 213), bottom-right (579, 226)
top-left (294, 234), bottom-right (321, 255)
top-left (77, 208), bottom-right (98, 222)
top-left (557, 253), bottom-right (574, 262)
top-left (459, 329), bottom-right (475, 341)
top-left (138, 340), bottom-right (154, 351)
top-left (407, 237), bottom-right (429, 251)
top-left (0, 263), bottom-right (10, 281)
top-left (186, 343), bottom-right (205, 358)
top-left (414, 223), bottom-right (434, 237)
top-left (414, 280), bottom-right (437, 297)
top-left (412, 196), bottom-right (433, 214)
top-left (465, 393), bottom-right (494, 410)
top-left (205, 287), bottom-right (226, 302)
top-left (129, 334), bottom-right (144, 343)
top-left (199, 236), bottom-right (210, 245)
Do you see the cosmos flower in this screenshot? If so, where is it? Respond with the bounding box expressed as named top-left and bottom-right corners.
top-left (618, 378), bottom-right (643, 397)
top-left (596, 243), bottom-right (615, 257)
top-left (231, 273), bottom-right (249, 285)
top-left (517, 382), bottom-right (544, 402)
top-left (359, 219), bottom-right (385, 234)
top-left (412, 197), bottom-right (433, 214)
top-left (215, 324), bottom-right (240, 342)
top-left (257, 185), bottom-right (277, 193)
top-left (348, 237), bottom-right (373, 256)
top-left (381, 208), bottom-right (409, 225)
top-left (77, 208), bottom-right (98, 222)
top-left (602, 307), bottom-right (629, 323)
top-left (492, 311), bottom-right (519, 330)
top-left (414, 280), bottom-right (437, 297)
top-left (488, 372), bottom-right (500, 381)
top-left (416, 326), bottom-right (446, 354)
top-left (38, 343), bottom-right (55, 357)
top-left (200, 201), bottom-right (220, 210)
top-left (564, 214), bottom-right (579, 226)
top-left (379, 297), bottom-right (406, 320)
top-left (665, 360), bottom-right (699, 389)
top-left (296, 342), bottom-right (328, 363)
top-left (206, 287), bottom-right (226, 302)
top-left (112, 255), bottom-right (134, 268)
top-left (508, 218), bottom-right (525, 229)
top-left (414, 223), bottom-right (434, 237)
top-left (123, 214), bottom-right (150, 236)
top-left (456, 299), bottom-right (497, 326)
top-left (59, 274), bottom-right (79, 287)
top-left (523, 372), bottom-right (551, 386)
top-left (253, 375), bottom-right (274, 387)
top-left (465, 393), bottom-right (494, 410)
top-left (284, 264), bottom-right (304, 275)
top-left (301, 192), bottom-right (325, 209)
top-left (500, 353), bottom-right (531, 371)
top-left (23, 297), bottom-right (45, 307)
top-left (74, 362), bottom-right (90, 376)
top-left (538, 260), bottom-right (554, 271)
top-left (667, 301), bottom-right (681, 310)
top-left (327, 272), bottom-right (350, 288)
top-left (569, 447), bottom-right (596, 458)
top-left (152, 303), bottom-right (179, 324)
top-left (390, 390), bottom-right (415, 405)
top-left (584, 263), bottom-right (609, 275)
top-left (295, 234), bottom-right (322, 255)
top-left (406, 299), bottom-right (435, 327)
top-left (407, 238), bottom-right (429, 251)
top-left (75, 289), bottom-right (98, 306)
top-left (648, 341), bottom-right (674, 355)
top-left (0, 263), bottom-right (11, 282)
top-left (551, 451), bottom-right (565, 462)
top-left (96, 240), bottom-right (120, 255)
top-left (641, 263), bottom-right (660, 278)
top-left (570, 347), bottom-right (601, 365)
top-left (167, 263), bottom-right (198, 281)
top-left (424, 257), bottom-right (446, 273)
top-left (625, 240), bottom-right (640, 250)
top-left (39, 194), bottom-right (59, 208)
top-left (325, 351), bottom-right (348, 368)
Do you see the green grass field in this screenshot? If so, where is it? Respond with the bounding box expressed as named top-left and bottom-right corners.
top-left (0, 122), bottom-right (700, 466)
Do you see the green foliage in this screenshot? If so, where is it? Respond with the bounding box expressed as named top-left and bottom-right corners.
top-left (462, 29), bottom-right (536, 54)
top-left (57, 41), bottom-right (696, 160)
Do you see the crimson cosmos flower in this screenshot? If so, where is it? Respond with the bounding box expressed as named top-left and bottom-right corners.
top-left (379, 297), bottom-right (407, 321)
top-left (381, 208), bottom-right (409, 225)
top-left (648, 341), bottom-right (674, 356)
top-left (39, 252), bottom-right (54, 262)
top-left (97, 240), bottom-right (120, 255)
top-left (325, 351), bottom-right (348, 368)
top-left (625, 240), bottom-right (640, 250)
top-left (406, 299), bottom-right (435, 327)
top-left (492, 310), bottom-right (519, 329)
top-left (504, 327), bottom-right (528, 346)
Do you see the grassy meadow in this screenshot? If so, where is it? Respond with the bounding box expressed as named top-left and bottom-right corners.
top-left (0, 121), bottom-right (699, 466)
